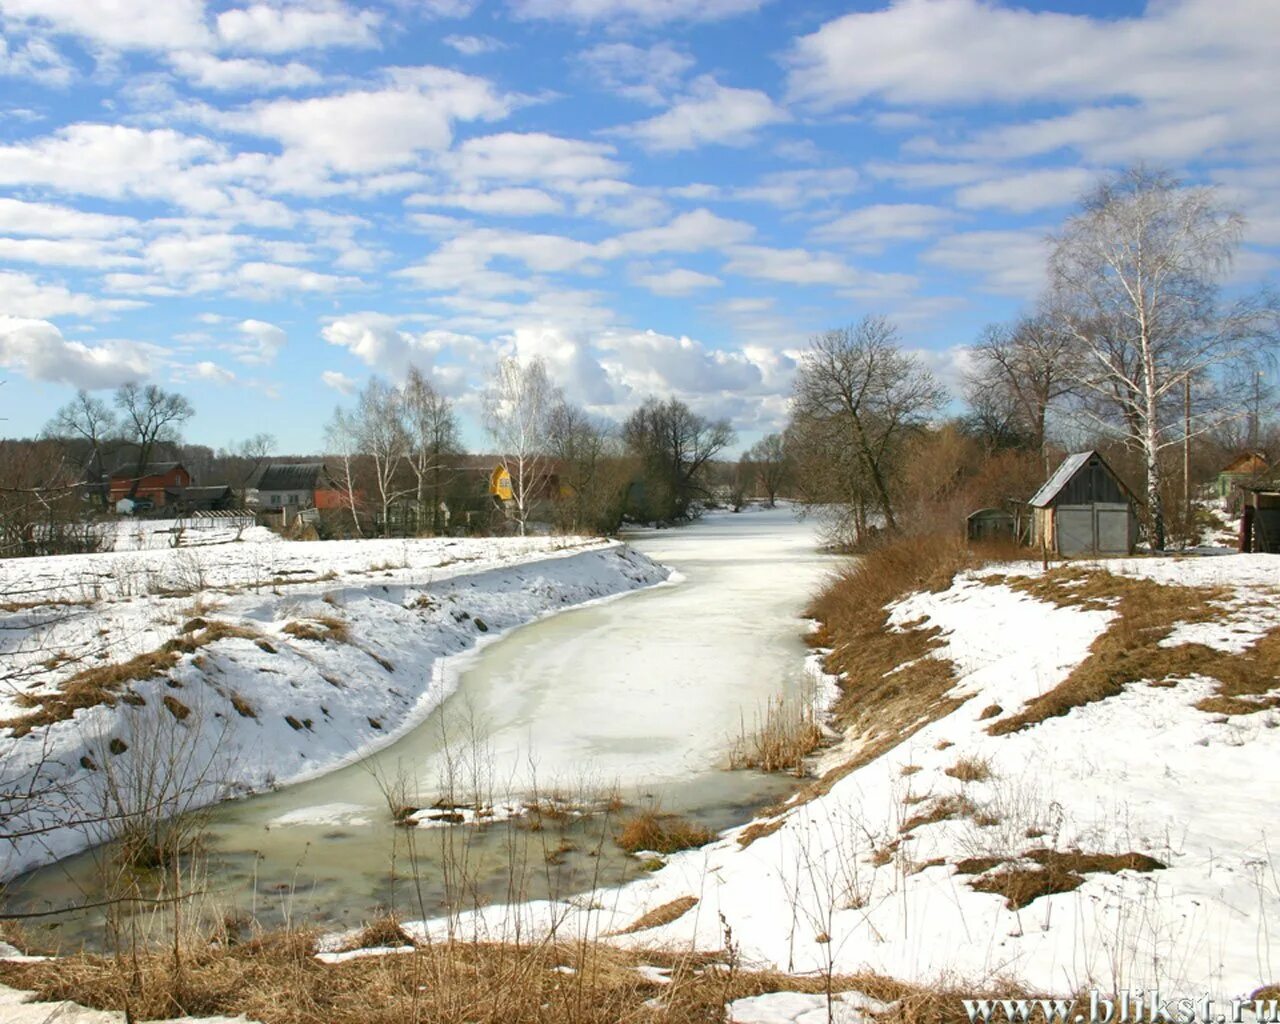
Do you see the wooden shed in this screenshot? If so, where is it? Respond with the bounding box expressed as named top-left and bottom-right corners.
top-left (1029, 451), bottom-right (1140, 557)
top-left (1241, 488), bottom-right (1280, 553)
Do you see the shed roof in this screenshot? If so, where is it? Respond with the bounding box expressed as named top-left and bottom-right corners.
top-left (1028, 452), bottom-right (1093, 508)
top-left (1221, 451), bottom-right (1269, 475)
top-left (254, 463), bottom-right (326, 491)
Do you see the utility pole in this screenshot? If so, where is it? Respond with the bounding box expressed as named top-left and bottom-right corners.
top-left (1183, 374), bottom-right (1191, 521)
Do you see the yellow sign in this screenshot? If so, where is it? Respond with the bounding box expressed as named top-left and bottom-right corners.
top-left (489, 465), bottom-right (513, 501)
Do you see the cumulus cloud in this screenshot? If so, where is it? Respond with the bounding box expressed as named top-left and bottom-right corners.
top-left (443, 34), bottom-right (506, 56)
top-left (615, 76), bottom-right (789, 152)
top-left (0, 197), bottom-right (138, 238)
top-left (812, 203), bottom-right (957, 248)
top-left (222, 68), bottom-right (513, 174)
top-left (321, 312), bottom-right (483, 383)
top-left (509, 0), bottom-right (768, 27)
top-left (187, 359), bottom-right (237, 384)
top-left (407, 187), bottom-right (564, 217)
top-left (0, 270), bottom-right (143, 318)
top-left (953, 167), bottom-right (1099, 213)
top-left (215, 2), bottom-right (382, 54)
top-left (579, 42), bottom-right (692, 106)
top-left (0, 0), bottom-right (211, 52)
top-left (320, 368), bottom-right (358, 393)
top-left (629, 266), bottom-right (722, 296)
top-left (167, 51), bottom-right (322, 92)
top-left (0, 34), bottom-right (74, 86)
top-left (923, 229), bottom-right (1052, 297)
top-left (230, 318), bottom-right (287, 364)
top-left (0, 316), bottom-right (155, 388)
top-left (441, 132), bottom-right (625, 187)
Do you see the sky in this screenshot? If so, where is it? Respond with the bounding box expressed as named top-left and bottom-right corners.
top-left (0, 0), bottom-right (1277, 454)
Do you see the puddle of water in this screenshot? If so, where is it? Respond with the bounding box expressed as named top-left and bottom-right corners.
top-left (4, 507), bottom-right (834, 950)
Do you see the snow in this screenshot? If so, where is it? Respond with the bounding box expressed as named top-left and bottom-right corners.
top-left (728, 990), bottom-right (891, 1024)
top-left (0, 535), bottom-right (669, 880)
top-left (399, 552), bottom-right (1280, 999)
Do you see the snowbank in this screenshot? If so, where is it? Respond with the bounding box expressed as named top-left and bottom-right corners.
top-left (403, 553), bottom-right (1280, 997)
top-left (0, 536), bottom-right (669, 880)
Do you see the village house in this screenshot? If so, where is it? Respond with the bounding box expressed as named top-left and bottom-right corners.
top-left (1216, 451), bottom-right (1270, 499)
top-left (248, 463), bottom-right (345, 511)
top-left (108, 462), bottom-right (191, 509)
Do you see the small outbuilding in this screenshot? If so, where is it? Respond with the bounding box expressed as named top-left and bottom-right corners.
top-left (966, 507), bottom-right (1017, 544)
top-left (1241, 487), bottom-right (1280, 554)
top-left (1029, 451), bottom-right (1140, 557)
top-left (1217, 451), bottom-right (1269, 499)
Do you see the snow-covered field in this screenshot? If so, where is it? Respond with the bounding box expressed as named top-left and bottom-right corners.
top-left (398, 552), bottom-right (1280, 999)
top-left (0, 534), bottom-right (669, 879)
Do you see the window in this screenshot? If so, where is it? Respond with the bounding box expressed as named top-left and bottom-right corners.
top-left (271, 494), bottom-right (281, 507)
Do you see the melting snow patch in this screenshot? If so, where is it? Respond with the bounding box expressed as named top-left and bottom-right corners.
top-left (728, 990), bottom-right (891, 1024)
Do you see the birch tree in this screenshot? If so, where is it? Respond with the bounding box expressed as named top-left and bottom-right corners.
top-left (482, 356), bottom-right (561, 536)
top-left (1049, 167), bottom-right (1277, 549)
top-left (353, 377), bottom-right (411, 537)
top-left (323, 408), bottom-right (365, 537)
top-left (402, 366), bottom-right (460, 533)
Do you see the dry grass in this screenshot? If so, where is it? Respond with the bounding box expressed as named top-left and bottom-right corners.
top-left (282, 616), bottom-right (351, 644)
top-left (737, 533), bottom-right (977, 847)
top-left (615, 811), bottom-right (713, 855)
top-left (610, 896), bottom-right (699, 936)
top-left (2, 618), bottom-right (269, 737)
top-left (944, 756), bottom-right (992, 783)
top-left (340, 915), bottom-right (415, 952)
top-left (899, 794), bottom-right (977, 835)
top-left (2, 649), bottom-right (181, 737)
top-left (986, 570), bottom-right (1280, 734)
top-left (728, 693), bottom-right (825, 774)
top-left (959, 848), bottom-right (1164, 910)
top-left (0, 935), bottom-right (1020, 1024)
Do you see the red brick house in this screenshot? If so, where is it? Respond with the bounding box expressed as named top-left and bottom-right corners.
top-left (109, 462), bottom-right (191, 507)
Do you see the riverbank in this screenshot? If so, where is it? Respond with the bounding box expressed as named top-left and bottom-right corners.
top-left (387, 539), bottom-right (1280, 997)
top-left (0, 536), bottom-right (669, 881)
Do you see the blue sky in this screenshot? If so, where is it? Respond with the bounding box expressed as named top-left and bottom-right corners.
top-left (0, 0), bottom-right (1277, 453)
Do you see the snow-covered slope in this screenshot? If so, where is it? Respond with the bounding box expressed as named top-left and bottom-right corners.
top-left (404, 553), bottom-right (1280, 997)
top-left (0, 536), bottom-right (669, 879)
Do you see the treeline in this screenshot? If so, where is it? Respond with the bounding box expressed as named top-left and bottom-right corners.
top-left (775, 166), bottom-right (1279, 551)
top-left (321, 362), bottom-right (736, 537)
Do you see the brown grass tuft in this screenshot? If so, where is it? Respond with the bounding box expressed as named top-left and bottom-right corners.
top-left (282, 616), bottom-right (351, 644)
top-left (615, 811), bottom-right (713, 855)
top-left (611, 896), bottom-right (699, 935)
top-left (964, 848), bottom-right (1164, 910)
top-left (728, 693), bottom-right (825, 774)
top-left (944, 756), bottom-right (992, 783)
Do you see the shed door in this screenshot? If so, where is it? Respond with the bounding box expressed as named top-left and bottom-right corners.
top-left (1056, 506), bottom-right (1094, 556)
top-left (1095, 504), bottom-right (1131, 555)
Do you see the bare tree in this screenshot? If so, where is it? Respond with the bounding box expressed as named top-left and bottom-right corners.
top-left (745, 433), bottom-right (790, 507)
top-left (402, 367), bottom-right (461, 534)
top-left (113, 383), bottom-right (194, 496)
top-left (547, 402), bottom-right (628, 534)
top-left (324, 407), bottom-right (365, 537)
top-left (352, 377), bottom-right (412, 537)
top-left (622, 397), bottom-right (734, 522)
top-left (791, 315), bottom-right (946, 534)
top-left (964, 313), bottom-right (1076, 467)
top-left (482, 356), bottom-right (561, 536)
top-left (46, 390), bottom-right (119, 506)
top-left (225, 433), bottom-right (275, 505)
top-left (1049, 166), bottom-right (1279, 549)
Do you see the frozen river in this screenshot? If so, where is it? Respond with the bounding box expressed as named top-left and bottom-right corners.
top-left (9, 506), bottom-right (835, 946)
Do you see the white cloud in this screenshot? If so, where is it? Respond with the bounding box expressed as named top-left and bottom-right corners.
top-left (812, 203), bottom-right (956, 248)
top-left (168, 51), bottom-right (322, 92)
top-left (0, 34), bottom-right (74, 86)
top-left (225, 69), bottom-right (513, 174)
top-left (509, 0), bottom-right (767, 27)
top-left (321, 368), bottom-right (358, 393)
top-left (443, 34), bottom-right (505, 56)
top-left (442, 132), bottom-right (624, 187)
top-left (407, 188), bottom-right (564, 217)
top-left (0, 236), bottom-right (140, 269)
top-left (231, 318), bottom-right (286, 364)
top-left (188, 359), bottom-right (236, 385)
top-left (953, 167), bottom-right (1098, 213)
top-left (616, 76), bottom-right (788, 153)
top-left (669, 168), bottom-right (862, 208)
top-left (0, 0), bottom-right (211, 52)
top-left (322, 311), bottom-right (483, 381)
top-left (606, 209), bottom-right (754, 255)
top-left (215, 2), bottom-right (381, 54)
top-left (0, 270), bottom-right (143, 318)
top-left (579, 42), bottom-right (692, 106)
top-left (786, 0), bottom-right (1280, 110)
top-left (0, 316), bottom-right (154, 388)
top-left (923, 229), bottom-right (1051, 298)
top-left (630, 266), bottom-right (722, 296)
top-left (0, 197), bottom-right (137, 237)
top-left (596, 327), bottom-right (764, 404)
top-left (235, 261), bottom-right (359, 296)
